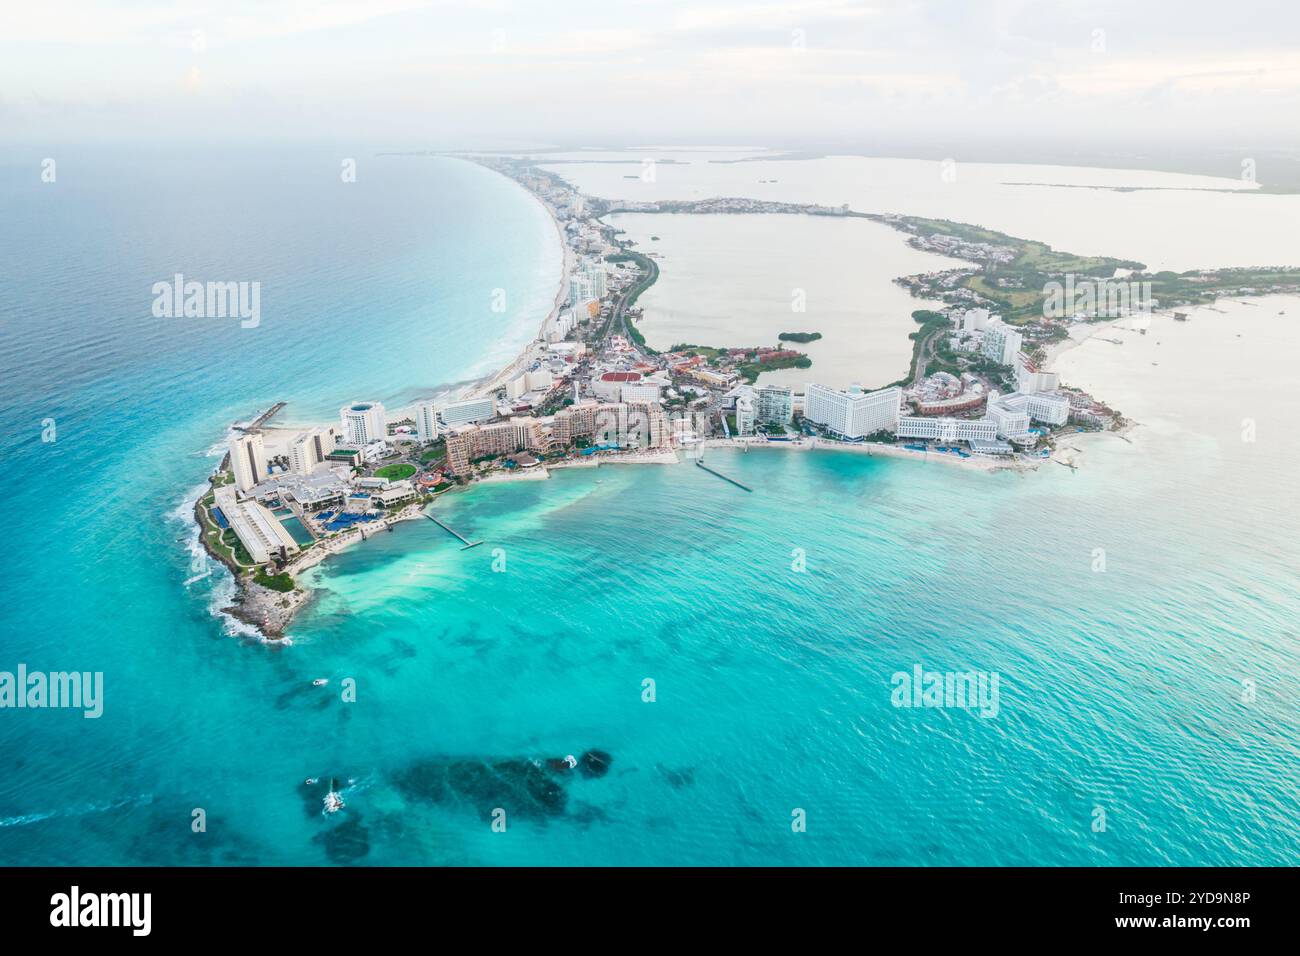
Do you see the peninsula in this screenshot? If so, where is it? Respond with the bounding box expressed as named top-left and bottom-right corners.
top-left (192, 152), bottom-right (1300, 640)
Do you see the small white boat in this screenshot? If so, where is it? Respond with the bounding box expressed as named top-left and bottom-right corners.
top-left (305, 777), bottom-right (318, 786)
top-left (312, 678), bottom-right (328, 687)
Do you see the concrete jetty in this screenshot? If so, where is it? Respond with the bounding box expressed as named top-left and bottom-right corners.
top-left (425, 513), bottom-right (484, 549)
top-left (695, 459), bottom-right (753, 492)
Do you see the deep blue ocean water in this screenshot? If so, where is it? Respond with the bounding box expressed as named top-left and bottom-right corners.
top-left (1, 149), bottom-right (1297, 865)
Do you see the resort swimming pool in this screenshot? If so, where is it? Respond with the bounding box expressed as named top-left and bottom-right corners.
top-left (277, 515), bottom-right (315, 546)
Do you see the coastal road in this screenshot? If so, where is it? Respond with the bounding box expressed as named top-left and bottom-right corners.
top-left (912, 327), bottom-right (945, 383)
top-left (608, 250), bottom-right (660, 352)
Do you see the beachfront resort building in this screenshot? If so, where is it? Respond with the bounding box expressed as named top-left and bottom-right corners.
top-left (896, 417), bottom-right (998, 443)
top-left (213, 485), bottom-right (299, 565)
top-left (414, 401), bottom-right (440, 443)
top-left (544, 311), bottom-right (577, 344)
top-left (368, 479), bottom-right (419, 509)
top-left (990, 390), bottom-right (1071, 429)
top-left (444, 401), bottom-right (673, 473)
top-left (340, 402), bottom-right (387, 445)
top-left (231, 433), bottom-right (267, 494)
top-left (984, 398), bottom-right (1032, 440)
top-left (734, 394), bottom-right (756, 437)
top-left (506, 368), bottom-right (556, 401)
top-left (551, 401), bottom-right (602, 446)
top-left (583, 261), bottom-right (607, 299)
top-left (725, 383), bottom-right (794, 431)
top-left (1014, 353), bottom-right (1061, 395)
top-left (556, 401), bottom-right (668, 449)
top-left (289, 427), bottom-right (338, 475)
top-left (547, 341), bottom-right (586, 364)
top-left (962, 308), bottom-right (991, 332)
top-left (803, 383), bottom-right (902, 439)
top-left (439, 396), bottom-right (495, 428)
top-left (569, 262), bottom-right (606, 304)
top-left (981, 318), bottom-right (1024, 366)
top-left (444, 417), bottom-right (546, 474)
top-left (755, 384), bottom-right (795, 425)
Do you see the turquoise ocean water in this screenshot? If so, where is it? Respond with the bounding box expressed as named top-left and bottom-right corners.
top-left (0, 149), bottom-right (1297, 865)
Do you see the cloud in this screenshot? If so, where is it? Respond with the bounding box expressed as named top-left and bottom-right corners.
top-left (4, 0), bottom-right (1299, 144)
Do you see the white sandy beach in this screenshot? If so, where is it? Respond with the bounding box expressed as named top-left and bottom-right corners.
top-left (700, 436), bottom-right (1020, 471)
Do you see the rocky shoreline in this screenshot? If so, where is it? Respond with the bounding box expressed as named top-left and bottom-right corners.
top-left (192, 491), bottom-right (313, 640)
top-left (224, 580), bottom-right (313, 641)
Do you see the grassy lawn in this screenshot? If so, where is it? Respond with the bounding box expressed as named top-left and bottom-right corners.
top-left (253, 569), bottom-right (295, 592)
top-left (964, 276), bottom-right (1042, 312)
top-left (374, 463), bottom-right (417, 481)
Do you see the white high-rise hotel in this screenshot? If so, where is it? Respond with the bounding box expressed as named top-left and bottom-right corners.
top-left (289, 427), bottom-right (338, 475)
top-left (414, 401), bottom-right (440, 443)
top-left (803, 383), bottom-right (901, 439)
top-left (339, 401), bottom-right (386, 445)
top-left (231, 433), bottom-right (266, 494)
top-left (439, 396), bottom-right (496, 428)
top-left (755, 385), bottom-right (794, 425)
top-left (981, 318), bottom-right (1024, 366)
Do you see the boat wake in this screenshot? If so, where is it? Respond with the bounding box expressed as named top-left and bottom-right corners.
top-left (0, 793), bottom-right (155, 829)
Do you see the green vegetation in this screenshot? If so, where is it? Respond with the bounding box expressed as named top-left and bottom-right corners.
top-left (374, 463), bottom-right (416, 481)
top-left (253, 569), bottom-right (295, 592)
top-left (737, 354), bottom-right (811, 384)
top-left (898, 217), bottom-right (1143, 277)
top-left (668, 344), bottom-right (723, 359)
top-left (904, 226), bottom-right (1300, 323)
top-left (882, 215), bottom-right (1148, 321)
top-left (622, 250), bottom-right (659, 312)
top-left (778, 331), bottom-right (822, 343)
top-left (909, 311), bottom-right (950, 353)
top-left (419, 439), bottom-right (446, 463)
top-left (625, 315), bottom-right (649, 350)
top-left (221, 528), bottom-right (254, 566)
top-left (963, 276), bottom-right (1042, 315)
top-left (1136, 267), bottom-right (1300, 307)
top-left (898, 310), bottom-right (952, 385)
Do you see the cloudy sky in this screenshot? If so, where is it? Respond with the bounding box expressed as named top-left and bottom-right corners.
top-left (4, 0), bottom-right (1298, 149)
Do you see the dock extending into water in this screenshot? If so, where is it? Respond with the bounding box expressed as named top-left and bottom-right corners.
top-left (425, 513), bottom-right (484, 549)
top-left (220, 401), bottom-right (287, 470)
top-left (695, 459), bottom-right (753, 492)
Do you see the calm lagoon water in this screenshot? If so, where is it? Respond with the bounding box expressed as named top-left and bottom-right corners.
top-left (607, 211), bottom-right (965, 389)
